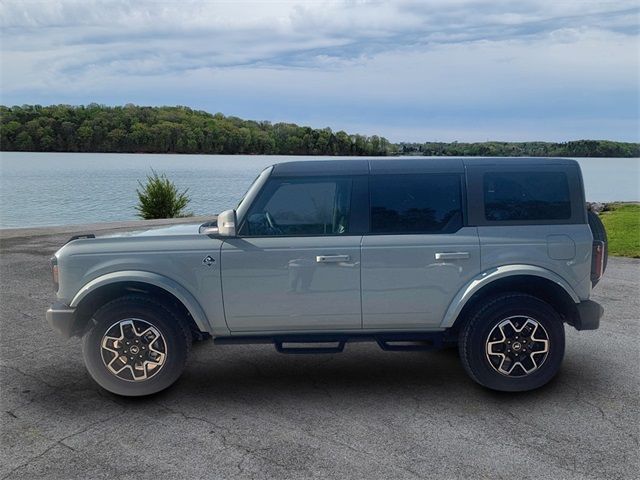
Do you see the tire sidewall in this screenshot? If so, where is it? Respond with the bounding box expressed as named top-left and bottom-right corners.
top-left (82, 297), bottom-right (188, 396)
top-left (462, 295), bottom-right (565, 392)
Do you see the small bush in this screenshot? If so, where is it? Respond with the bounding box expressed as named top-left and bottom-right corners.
top-left (135, 170), bottom-right (192, 219)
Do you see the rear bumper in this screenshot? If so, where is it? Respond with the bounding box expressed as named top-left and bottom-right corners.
top-left (46, 302), bottom-right (76, 338)
top-left (573, 300), bottom-right (603, 331)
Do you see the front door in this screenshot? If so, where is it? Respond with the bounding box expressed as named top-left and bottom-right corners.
top-left (221, 175), bottom-right (363, 332)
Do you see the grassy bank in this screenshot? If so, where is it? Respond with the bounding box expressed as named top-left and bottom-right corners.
top-left (600, 203), bottom-right (640, 258)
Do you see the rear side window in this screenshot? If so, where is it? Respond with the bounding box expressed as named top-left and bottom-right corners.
top-left (484, 172), bottom-right (571, 221)
top-left (370, 174), bottom-right (463, 234)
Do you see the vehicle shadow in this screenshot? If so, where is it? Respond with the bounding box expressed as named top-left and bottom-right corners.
top-left (106, 340), bottom-right (572, 411)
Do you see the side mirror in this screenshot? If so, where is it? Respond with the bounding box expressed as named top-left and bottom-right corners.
top-left (198, 218), bottom-right (218, 235)
top-left (216, 209), bottom-right (237, 237)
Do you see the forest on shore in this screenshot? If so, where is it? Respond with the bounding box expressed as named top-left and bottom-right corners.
top-left (1, 104), bottom-right (638, 157)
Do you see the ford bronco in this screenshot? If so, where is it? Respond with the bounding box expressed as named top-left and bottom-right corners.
top-left (46, 158), bottom-right (607, 396)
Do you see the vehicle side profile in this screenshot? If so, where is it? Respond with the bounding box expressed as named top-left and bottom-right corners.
top-left (46, 158), bottom-right (607, 396)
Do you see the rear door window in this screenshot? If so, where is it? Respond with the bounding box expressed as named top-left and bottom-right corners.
top-left (483, 172), bottom-right (571, 221)
top-left (370, 174), bottom-right (463, 234)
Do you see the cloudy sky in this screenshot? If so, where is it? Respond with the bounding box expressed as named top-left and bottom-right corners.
top-left (1, 0), bottom-right (638, 142)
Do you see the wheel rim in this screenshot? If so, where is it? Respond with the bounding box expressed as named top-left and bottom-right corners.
top-left (100, 318), bottom-right (167, 382)
top-left (485, 315), bottom-right (550, 377)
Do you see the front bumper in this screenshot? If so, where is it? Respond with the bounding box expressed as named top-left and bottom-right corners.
top-left (46, 301), bottom-right (76, 338)
top-left (573, 300), bottom-right (604, 331)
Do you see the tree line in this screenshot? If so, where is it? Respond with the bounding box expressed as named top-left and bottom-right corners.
top-left (396, 140), bottom-right (640, 158)
top-left (0, 104), bottom-right (392, 155)
top-left (1, 104), bottom-right (638, 157)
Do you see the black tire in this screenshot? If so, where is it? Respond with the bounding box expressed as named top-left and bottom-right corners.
top-left (459, 293), bottom-right (565, 392)
top-left (587, 210), bottom-right (608, 279)
top-left (82, 295), bottom-right (191, 396)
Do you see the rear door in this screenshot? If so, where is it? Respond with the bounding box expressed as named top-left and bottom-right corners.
top-left (361, 172), bottom-right (481, 329)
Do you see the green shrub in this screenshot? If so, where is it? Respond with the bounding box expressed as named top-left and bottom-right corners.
top-left (135, 170), bottom-right (192, 219)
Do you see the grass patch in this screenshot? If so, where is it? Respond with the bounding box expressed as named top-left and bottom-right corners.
top-left (599, 203), bottom-right (640, 258)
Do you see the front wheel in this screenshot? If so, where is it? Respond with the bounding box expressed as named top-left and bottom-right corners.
top-left (459, 293), bottom-right (565, 392)
top-left (82, 295), bottom-right (191, 396)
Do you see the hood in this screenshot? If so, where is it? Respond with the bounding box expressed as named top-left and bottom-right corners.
top-left (105, 223), bottom-right (204, 238)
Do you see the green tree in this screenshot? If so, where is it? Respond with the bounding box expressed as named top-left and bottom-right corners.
top-left (14, 131), bottom-right (34, 150)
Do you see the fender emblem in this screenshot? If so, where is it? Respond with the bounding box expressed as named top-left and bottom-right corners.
top-left (202, 255), bottom-right (216, 267)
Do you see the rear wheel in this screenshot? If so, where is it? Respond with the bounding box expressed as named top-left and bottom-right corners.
top-left (459, 293), bottom-right (565, 392)
top-left (82, 295), bottom-right (191, 396)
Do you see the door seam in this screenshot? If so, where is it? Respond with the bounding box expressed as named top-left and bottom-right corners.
top-left (359, 235), bottom-right (364, 328)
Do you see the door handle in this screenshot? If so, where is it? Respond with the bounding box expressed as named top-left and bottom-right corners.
top-left (316, 255), bottom-right (350, 263)
top-left (434, 252), bottom-right (470, 260)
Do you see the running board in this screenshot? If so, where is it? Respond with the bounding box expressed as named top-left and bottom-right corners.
top-left (214, 332), bottom-right (448, 354)
top-left (275, 340), bottom-right (346, 354)
top-left (376, 339), bottom-right (438, 351)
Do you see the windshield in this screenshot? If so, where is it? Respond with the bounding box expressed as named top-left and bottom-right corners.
top-left (235, 166), bottom-right (273, 224)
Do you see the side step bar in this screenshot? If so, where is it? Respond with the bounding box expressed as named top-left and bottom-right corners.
top-left (276, 340), bottom-right (346, 354)
top-left (214, 332), bottom-right (449, 354)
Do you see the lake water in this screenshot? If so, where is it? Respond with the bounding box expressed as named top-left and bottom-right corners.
top-left (0, 152), bottom-right (638, 229)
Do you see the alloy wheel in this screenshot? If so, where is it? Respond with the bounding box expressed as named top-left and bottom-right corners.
top-left (100, 318), bottom-right (167, 382)
top-left (485, 315), bottom-right (550, 377)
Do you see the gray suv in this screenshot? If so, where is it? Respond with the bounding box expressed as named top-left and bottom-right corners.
top-left (46, 158), bottom-right (607, 396)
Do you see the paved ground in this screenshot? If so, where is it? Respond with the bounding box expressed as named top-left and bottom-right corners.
top-left (1, 224), bottom-right (639, 480)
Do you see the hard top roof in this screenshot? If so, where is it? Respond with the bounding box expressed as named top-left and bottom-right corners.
top-left (270, 157), bottom-right (578, 176)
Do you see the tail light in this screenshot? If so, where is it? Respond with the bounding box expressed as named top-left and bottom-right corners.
top-left (591, 241), bottom-right (605, 284)
top-left (50, 256), bottom-right (59, 292)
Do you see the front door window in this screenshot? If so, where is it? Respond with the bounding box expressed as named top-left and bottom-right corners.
top-left (241, 177), bottom-right (352, 236)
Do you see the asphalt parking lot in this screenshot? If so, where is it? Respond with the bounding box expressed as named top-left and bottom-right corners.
top-left (1, 223), bottom-right (639, 480)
